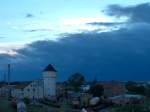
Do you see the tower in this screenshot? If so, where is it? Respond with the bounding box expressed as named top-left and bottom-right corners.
top-left (42, 64), bottom-right (57, 97)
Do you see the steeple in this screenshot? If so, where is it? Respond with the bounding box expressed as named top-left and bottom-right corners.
top-left (43, 64), bottom-right (57, 72)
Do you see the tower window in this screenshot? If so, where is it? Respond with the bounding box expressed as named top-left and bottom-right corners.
top-left (33, 88), bottom-right (35, 92)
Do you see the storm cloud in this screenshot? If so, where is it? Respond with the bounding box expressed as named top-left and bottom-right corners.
top-left (106, 3), bottom-right (150, 23)
top-left (8, 25), bottom-right (150, 81)
top-left (1, 3), bottom-right (150, 81)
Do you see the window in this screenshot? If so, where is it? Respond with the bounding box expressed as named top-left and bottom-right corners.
top-left (33, 88), bottom-right (35, 92)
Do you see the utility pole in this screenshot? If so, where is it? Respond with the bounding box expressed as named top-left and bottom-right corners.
top-left (8, 64), bottom-right (10, 85)
top-left (4, 72), bottom-right (6, 83)
top-left (7, 64), bottom-right (11, 97)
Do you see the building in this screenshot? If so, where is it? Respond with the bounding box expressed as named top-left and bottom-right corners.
top-left (109, 94), bottom-right (145, 105)
top-left (10, 64), bottom-right (57, 99)
top-left (0, 84), bottom-right (16, 97)
top-left (43, 64), bottom-right (57, 97)
top-left (80, 84), bottom-right (90, 92)
top-left (11, 81), bottom-right (43, 99)
top-left (0, 85), bottom-right (9, 96)
top-left (100, 81), bottom-right (126, 97)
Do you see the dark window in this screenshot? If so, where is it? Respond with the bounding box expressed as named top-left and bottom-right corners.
top-left (33, 88), bottom-right (35, 92)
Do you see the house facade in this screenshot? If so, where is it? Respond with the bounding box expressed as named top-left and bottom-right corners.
top-left (10, 64), bottom-right (57, 99)
top-left (101, 81), bottom-right (126, 97)
top-left (109, 94), bottom-right (145, 105)
top-left (11, 80), bottom-right (43, 99)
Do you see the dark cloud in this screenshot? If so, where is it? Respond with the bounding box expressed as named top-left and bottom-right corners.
top-left (88, 3), bottom-right (150, 32)
top-left (24, 29), bottom-right (51, 33)
top-left (87, 22), bottom-right (123, 26)
top-left (2, 24), bottom-right (149, 81)
top-left (87, 22), bottom-right (124, 30)
top-left (26, 13), bottom-right (34, 18)
top-left (1, 3), bottom-right (150, 81)
top-left (105, 3), bottom-right (150, 23)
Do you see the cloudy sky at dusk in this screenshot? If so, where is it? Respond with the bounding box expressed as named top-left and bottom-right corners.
top-left (0, 0), bottom-right (150, 81)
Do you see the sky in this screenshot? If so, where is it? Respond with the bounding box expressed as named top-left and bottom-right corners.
top-left (0, 0), bottom-right (150, 81)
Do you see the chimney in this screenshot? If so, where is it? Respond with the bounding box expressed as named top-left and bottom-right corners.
top-left (8, 64), bottom-right (10, 85)
top-left (4, 72), bottom-right (6, 83)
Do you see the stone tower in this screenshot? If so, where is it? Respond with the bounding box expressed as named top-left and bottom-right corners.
top-left (43, 64), bottom-right (57, 97)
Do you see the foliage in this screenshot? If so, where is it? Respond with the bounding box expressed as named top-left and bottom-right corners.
top-left (145, 84), bottom-right (150, 97)
top-left (89, 83), bottom-right (104, 97)
top-left (126, 81), bottom-right (145, 95)
top-left (40, 99), bottom-right (60, 108)
top-left (27, 105), bottom-right (46, 112)
top-left (60, 99), bottom-right (71, 112)
top-left (24, 97), bottom-right (30, 104)
top-left (67, 73), bottom-right (85, 91)
top-left (111, 104), bottom-right (147, 112)
top-left (0, 98), bottom-right (16, 112)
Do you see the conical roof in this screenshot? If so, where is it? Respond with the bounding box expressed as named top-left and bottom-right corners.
top-left (43, 64), bottom-right (57, 72)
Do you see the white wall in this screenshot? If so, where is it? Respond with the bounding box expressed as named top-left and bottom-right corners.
top-left (12, 80), bottom-right (44, 99)
top-left (43, 71), bottom-right (56, 97)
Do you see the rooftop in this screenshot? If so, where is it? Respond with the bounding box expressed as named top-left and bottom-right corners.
top-left (43, 64), bottom-right (57, 72)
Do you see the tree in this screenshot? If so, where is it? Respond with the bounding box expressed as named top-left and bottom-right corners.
top-left (67, 73), bottom-right (85, 91)
top-left (145, 84), bottom-right (150, 97)
top-left (91, 76), bottom-right (98, 86)
top-left (126, 81), bottom-right (145, 95)
top-left (60, 99), bottom-right (70, 112)
top-left (89, 83), bottom-right (104, 97)
top-left (145, 84), bottom-right (150, 111)
top-left (24, 97), bottom-right (30, 104)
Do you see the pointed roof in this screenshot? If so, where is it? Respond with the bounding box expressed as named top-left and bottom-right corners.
top-left (43, 64), bottom-right (57, 72)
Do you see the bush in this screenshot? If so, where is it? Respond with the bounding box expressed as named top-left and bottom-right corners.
top-left (24, 97), bottom-right (30, 104)
top-left (111, 104), bottom-right (145, 112)
top-left (89, 83), bottom-right (104, 97)
top-left (11, 100), bottom-right (17, 109)
top-left (40, 99), bottom-right (60, 108)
